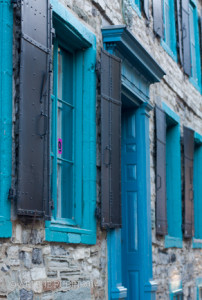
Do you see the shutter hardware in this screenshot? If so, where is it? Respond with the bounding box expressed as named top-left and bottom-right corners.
top-left (8, 188), bottom-right (17, 202)
top-left (95, 207), bottom-right (101, 220)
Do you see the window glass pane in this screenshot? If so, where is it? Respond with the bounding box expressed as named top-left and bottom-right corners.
top-left (58, 47), bottom-right (73, 104)
top-left (57, 103), bottom-right (73, 162)
top-left (189, 4), bottom-right (197, 81)
top-left (57, 161), bottom-right (73, 219)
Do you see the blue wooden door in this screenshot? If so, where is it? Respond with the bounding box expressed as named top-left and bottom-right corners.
top-left (121, 108), bottom-right (140, 300)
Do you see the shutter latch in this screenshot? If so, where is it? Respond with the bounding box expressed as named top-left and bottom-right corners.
top-left (8, 188), bottom-right (17, 202)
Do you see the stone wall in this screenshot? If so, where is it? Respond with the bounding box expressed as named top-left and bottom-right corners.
top-left (1, 0), bottom-right (202, 299)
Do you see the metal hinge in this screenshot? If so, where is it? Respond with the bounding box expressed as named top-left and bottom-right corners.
top-left (8, 188), bottom-right (17, 202)
top-left (95, 60), bottom-right (101, 74)
top-left (95, 207), bottom-right (101, 219)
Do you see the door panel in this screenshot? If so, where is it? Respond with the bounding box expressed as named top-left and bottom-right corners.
top-left (121, 109), bottom-right (140, 299)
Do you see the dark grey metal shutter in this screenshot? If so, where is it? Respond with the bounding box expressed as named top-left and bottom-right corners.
top-left (176, 0), bottom-right (183, 65)
top-left (153, 0), bottom-right (164, 38)
top-left (101, 49), bottom-right (122, 229)
top-left (155, 106), bottom-right (167, 235)
top-left (17, 0), bottom-right (51, 218)
top-left (183, 126), bottom-right (194, 238)
top-left (199, 12), bottom-right (202, 87)
top-left (182, 0), bottom-right (191, 76)
top-left (143, 0), bottom-right (149, 20)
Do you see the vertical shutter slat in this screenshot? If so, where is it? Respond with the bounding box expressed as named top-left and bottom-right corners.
top-left (181, 0), bottom-right (191, 76)
top-left (143, 0), bottom-right (149, 20)
top-left (183, 126), bottom-right (194, 238)
top-left (17, 0), bottom-right (51, 218)
top-left (176, 0), bottom-right (183, 65)
top-left (155, 106), bottom-right (167, 235)
top-left (153, 0), bottom-right (164, 38)
top-left (101, 49), bottom-right (122, 229)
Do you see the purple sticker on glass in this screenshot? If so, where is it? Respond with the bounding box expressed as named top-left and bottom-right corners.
top-left (58, 138), bottom-right (62, 154)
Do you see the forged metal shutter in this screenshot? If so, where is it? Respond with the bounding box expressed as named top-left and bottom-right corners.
top-left (181, 0), bottom-right (191, 76)
top-left (199, 12), bottom-right (202, 87)
top-left (17, 0), bottom-right (51, 218)
top-left (143, 0), bottom-right (149, 20)
top-left (155, 106), bottom-right (167, 235)
top-left (153, 0), bottom-right (164, 38)
top-left (183, 126), bottom-right (194, 238)
top-left (176, 0), bottom-right (183, 65)
top-left (101, 49), bottom-right (122, 229)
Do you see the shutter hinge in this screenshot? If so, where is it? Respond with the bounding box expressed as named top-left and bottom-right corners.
top-left (11, 0), bottom-right (20, 6)
top-left (50, 200), bottom-right (54, 210)
top-left (51, 28), bottom-right (56, 39)
top-left (95, 60), bottom-right (101, 74)
top-left (8, 188), bottom-right (17, 202)
top-left (95, 207), bottom-right (101, 220)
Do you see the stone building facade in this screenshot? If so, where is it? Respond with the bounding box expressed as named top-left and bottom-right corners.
top-left (0, 0), bottom-right (202, 299)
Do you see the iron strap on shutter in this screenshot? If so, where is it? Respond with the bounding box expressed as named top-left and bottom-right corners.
top-left (17, 0), bottom-right (51, 218)
top-left (181, 0), bottom-right (191, 76)
top-left (100, 49), bottom-right (122, 229)
top-left (183, 126), bottom-right (194, 238)
top-left (153, 0), bottom-right (164, 38)
top-left (143, 0), bottom-right (149, 20)
top-left (176, 0), bottom-right (183, 66)
top-left (155, 105), bottom-right (167, 235)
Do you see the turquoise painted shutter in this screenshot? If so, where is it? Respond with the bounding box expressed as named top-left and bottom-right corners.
top-left (101, 49), bottom-right (122, 229)
top-left (17, 0), bottom-right (51, 218)
top-left (183, 126), bottom-right (194, 238)
top-left (153, 0), bottom-right (164, 38)
top-left (0, 0), bottom-right (13, 237)
top-left (155, 106), bottom-right (167, 235)
top-left (182, 0), bottom-right (191, 76)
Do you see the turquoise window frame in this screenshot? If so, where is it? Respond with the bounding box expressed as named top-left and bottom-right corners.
top-left (162, 103), bottom-right (182, 248)
top-left (129, 0), bottom-right (141, 17)
top-left (161, 0), bottom-right (177, 61)
top-left (192, 132), bottom-right (202, 248)
top-left (189, 0), bottom-right (202, 92)
top-left (0, 1), bottom-right (13, 237)
top-left (45, 0), bottom-right (96, 245)
top-left (196, 278), bottom-right (202, 299)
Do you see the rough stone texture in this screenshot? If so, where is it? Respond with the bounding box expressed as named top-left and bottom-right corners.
top-left (1, 0), bottom-right (201, 299)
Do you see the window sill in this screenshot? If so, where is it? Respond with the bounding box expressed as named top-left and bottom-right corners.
top-left (192, 238), bottom-right (202, 249)
top-left (45, 220), bottom-right (96, 245)
top-left (161, 40), bottom-right (177, 63)
top-left (189, 77), bottom-right (202, 94)
top-left (165, 235), bottom-right (182, 248)
top-left (111, 285), bottom-right (127, 299)
top-left (129, 0), bottom-right (141, 18)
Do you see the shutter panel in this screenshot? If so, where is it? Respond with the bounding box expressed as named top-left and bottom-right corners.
top-left (155, 106), bottom-right (167, 235)
top-left (176, 0), bottom-right (183, 65)
top-left (17, 0), bottom-right (51, 218)
top-left (143, 0), bottom-right (149, 20)
top-left (183, 126), bottom-right (194, 238)
top-left (199, 12), bottom-right (202, 87)
top-left (153, 0), bottom-right (164, 38)
top-left (101, 49), bottom-right (122, 229)
top-left (181, 0), bottom-right (191, 76)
